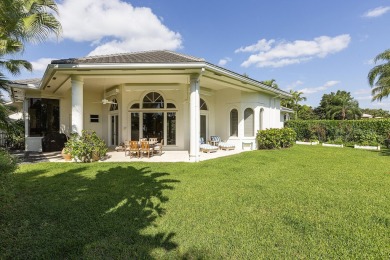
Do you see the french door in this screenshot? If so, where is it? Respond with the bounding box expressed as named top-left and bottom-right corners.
top-left (110, 114), bottom-right (119, 146)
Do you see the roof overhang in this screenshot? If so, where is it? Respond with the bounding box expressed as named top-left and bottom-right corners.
top-left (40, 61), bottom-right (292, 98)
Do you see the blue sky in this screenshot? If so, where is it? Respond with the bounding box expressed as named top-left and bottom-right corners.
top-left (8, 0), bottom-right (390, 110)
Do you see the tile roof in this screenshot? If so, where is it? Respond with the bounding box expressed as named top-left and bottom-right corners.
top-left (9, 78), bottom-right (41, 88)
top-left (51, 50), bottom-right (205, 64)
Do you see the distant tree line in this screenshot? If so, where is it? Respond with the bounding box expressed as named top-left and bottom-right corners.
top-left (282, 90), bottom-right (390, 120)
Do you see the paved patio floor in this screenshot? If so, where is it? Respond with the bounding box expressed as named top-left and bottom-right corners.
top-left (16, 148), bottom-right (245, 163)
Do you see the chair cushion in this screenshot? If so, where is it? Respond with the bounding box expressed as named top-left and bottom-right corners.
top-left (200, 144), bottom-right (218, 150)
top-left (219, 142), bottom-right (235, 148)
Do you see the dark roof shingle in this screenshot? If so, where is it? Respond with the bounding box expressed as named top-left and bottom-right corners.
top-left (51, 50), bottom-right (205, 65)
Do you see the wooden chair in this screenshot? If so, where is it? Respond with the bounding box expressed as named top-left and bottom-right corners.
top-left (140, 141), bottom-right (153, 158)
top-left (153, 139), bottom-right (164, 155)
top-left (128, 141), bottom-right (140, 158)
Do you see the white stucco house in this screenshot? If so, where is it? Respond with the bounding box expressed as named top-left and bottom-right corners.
top-left (8, 50), bottom-right (291, 162)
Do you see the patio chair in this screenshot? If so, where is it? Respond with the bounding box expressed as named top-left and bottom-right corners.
top-left (209, 136), bottom-right (221, 146)
top-left (140, 141), bottom-right (153, 158)
top-left (200, 137), bottom-right (218, 153)
top-left (153, 139), bottom-right (164, 155)
top-left (149, 137), bottom-right (158, 144)
top-left (127, 141), bottom-right (140, 158)
top-left (139, 138), bottom-right (147, 142)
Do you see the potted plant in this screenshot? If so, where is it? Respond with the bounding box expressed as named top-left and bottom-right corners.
top-left (61, 146), bottom-right (72, 161)
top-left (65, 130), bottom-right (108, 162)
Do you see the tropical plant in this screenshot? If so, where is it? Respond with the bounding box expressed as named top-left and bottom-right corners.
top-left (282, 90), bottom-right (307, 120)
top-left (262, 79), bottom-right (279, 89)
top-left (64, 130), bottom-right (108, 163)
top-left (315, 91), bottom-right (361, 120)
top-left (368, 49), bottom-right (390, 101)
top-left (0, 0), bottom-right (61, 77)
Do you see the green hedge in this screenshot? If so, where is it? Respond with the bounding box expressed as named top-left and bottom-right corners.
top-left (285, 119), bottom-right (390, 145)
top-left (0, 149), bottom-right (18, 218)
top-left (257, 128), bottom-right (297, 149)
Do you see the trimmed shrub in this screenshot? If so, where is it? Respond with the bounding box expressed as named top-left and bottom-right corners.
top-left (286, 119), bottom-right (390, 145)
top-left (0, 148), bottom-right (18, 214)
top-left (257, 128), bottom-right (297, 149)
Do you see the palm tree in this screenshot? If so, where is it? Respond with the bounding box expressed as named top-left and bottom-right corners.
top-left (326, 91), bottom-right (361, 120)
top-left (262, 79), bottom-right (279, 89)
top-left (0, 0), bottom-right (61, 74)
top-left (368, 49), bottom-right (390, 101)
top-left (282, 90), bottom-right (306, 119)
top-left (0, 0), bottom-right (61, 130)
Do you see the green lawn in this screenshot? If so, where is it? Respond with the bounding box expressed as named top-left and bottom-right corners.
top-left (1, 146), bottom-right (390, 259)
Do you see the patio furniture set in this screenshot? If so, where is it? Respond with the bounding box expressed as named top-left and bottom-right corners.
top-left (116, 138), bottom-right (163, 158)
top-left (200, 136), bottom-right (235, 153)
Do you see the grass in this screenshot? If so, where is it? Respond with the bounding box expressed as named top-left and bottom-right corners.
top-left (1, 145), bottom-right (389, 259)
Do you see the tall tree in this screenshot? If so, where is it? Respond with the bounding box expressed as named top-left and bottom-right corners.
top-left (0, 0), bottom-right (61, 79)
top-left (0, 0), bottom-right (61, 130)
top-left (282, 90), bottom-right (307, 120)
top-left (368, 49), bottom-right (390, 101)
top-left (317, 90), bottom-right (361, 120)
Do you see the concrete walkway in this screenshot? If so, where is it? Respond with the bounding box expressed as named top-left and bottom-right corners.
top-left (16, 148), bottom-right (245, 163)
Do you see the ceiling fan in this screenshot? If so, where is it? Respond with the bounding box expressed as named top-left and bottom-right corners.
top-left (93, 98), bottom-right (117, 105)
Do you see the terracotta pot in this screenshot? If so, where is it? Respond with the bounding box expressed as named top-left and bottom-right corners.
top-left (61, 149), bottom-right (72, 161)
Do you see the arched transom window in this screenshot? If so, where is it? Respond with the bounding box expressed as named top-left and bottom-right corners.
top-left (143, 92), bottom-right (164, 109)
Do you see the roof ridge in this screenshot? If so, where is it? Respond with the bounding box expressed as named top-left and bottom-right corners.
top-left (77, 50), bottom-right (204, 62)
top-left (163, 50), bottom-right (205, 62)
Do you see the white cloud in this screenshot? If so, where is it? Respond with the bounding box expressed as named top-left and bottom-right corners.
top-left (298, 80), bottom-right (339, 94)
top-left (285, 80), bottom-right (304, 90)
top-left (235, 39), bottom-right (275, 53)
top-left (31, 58), bottom-right (56, 72)
top-left (354, 88), bottom-right (371, 95)
top-left (57, 0), bottom-right (182, 56)
top-left (363, 6), bottom-right (390, 18)
top-left (355, 95), bottom-right (373, 101)
top-left (218, 57), bottom-right (232, 66)
top-left (240, 34), bottom-right (351, 68)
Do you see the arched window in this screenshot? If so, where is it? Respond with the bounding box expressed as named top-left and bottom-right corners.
top-left (143, 92), bottom-right (164, 109)
top-left (230, 109), bottom-right (238, 137)
top-left (110, 98), bottom-right (118, 111)
top-left (244, 108), bottom-right (254, 137)
top-left (200, 98), bottom-right (208, 110)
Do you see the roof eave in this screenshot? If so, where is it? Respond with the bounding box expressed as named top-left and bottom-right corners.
top-left (42, 61), bottom-right (292, 98)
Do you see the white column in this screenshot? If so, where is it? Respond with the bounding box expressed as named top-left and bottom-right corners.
top-left (23, 99), bottom-right (29, 138)
top-left (71, 76), bottom-right (84, 135)
top-left (189, 74), bottom-right (200, 162)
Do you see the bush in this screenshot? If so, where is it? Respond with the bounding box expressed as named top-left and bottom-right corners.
top-left (64, 130), bottom-right (108, 163)
top-left (257, 128), bottom-right (297, 149)
top-left (0, 148), bottom-right (18, 211)
top-left (286, 119), bottom-right (390, 145)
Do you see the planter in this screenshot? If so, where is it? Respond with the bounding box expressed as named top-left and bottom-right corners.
top-left (322, 143), bottom-right (344, 148)
top-left (61, 149), bottom-right (72, 161)
top-left (296, 141), bottom-right (319, 145)
top-left (92, 153), bottom-right (100, 162)
top-left (354, 145), bottom-right (381, 151)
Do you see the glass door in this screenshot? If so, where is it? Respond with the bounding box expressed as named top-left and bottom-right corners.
top-left (110, 114), bottom-right (119, 146)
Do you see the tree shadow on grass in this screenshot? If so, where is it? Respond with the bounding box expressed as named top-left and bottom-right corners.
top-left (2, 165), bottom-right (180, 259)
